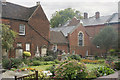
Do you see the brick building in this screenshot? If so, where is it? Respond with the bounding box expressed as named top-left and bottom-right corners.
top-left (50, 12), bottom-right (119, 57)
top-left (1, 1), bottom-right (119, 58)
top-left (2, 1), bottom-right (50, 58)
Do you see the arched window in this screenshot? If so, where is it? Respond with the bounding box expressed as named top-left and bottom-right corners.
top-left (78, 32), bottom-right (84, 46)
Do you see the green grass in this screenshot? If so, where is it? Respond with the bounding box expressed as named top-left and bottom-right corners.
top-left (21, 64), bottom-right (53, 71)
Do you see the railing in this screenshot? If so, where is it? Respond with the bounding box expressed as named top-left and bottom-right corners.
top-left (15, 71), bottom-right (38, 80)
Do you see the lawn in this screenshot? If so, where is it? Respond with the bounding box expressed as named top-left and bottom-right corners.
top-left (21, 64), bottom-right (53, 71)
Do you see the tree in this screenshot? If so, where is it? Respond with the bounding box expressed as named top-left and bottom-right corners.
top-left (50, 8), bottom-right (83, 28)
top-left (0, 24), bottom-right (17, 51)
top-left (92, 26), bottom-right (118, 55)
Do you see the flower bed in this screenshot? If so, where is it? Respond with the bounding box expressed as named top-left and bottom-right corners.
top-left (81, 59), bottom-right (105, 64)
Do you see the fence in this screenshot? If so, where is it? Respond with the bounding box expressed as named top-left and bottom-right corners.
top-left (15, 71), bottom-right (38, 80)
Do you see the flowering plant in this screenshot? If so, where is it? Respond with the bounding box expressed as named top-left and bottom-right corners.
top-left (81, 59), bottom-right (100, 64)
top-left (94, 66), bottom-right (115, 77)
top-left (54, 60), bottom-right (88, 79)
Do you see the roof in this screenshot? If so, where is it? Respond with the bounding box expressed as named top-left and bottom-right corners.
top-left (50, 26), bottom-right (76, 37)
top-left (2, 2), bottom-right (38, 21)
top-left (82, 13), bottom-right (120, 26)
top-left (50, 31), bottom-right (68, 44)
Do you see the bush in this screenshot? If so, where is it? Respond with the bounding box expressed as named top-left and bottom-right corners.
top-left (69, 54), bottom-right (81, 61)
top-left (2, 58), bottom-right (11, 69)
top-left (54, 59), bottom-right (60, 64)
top-left (44, 56), bottom-right (54, 61)
top-left (46, 50), bottom-right (58, 59)
top-left (94, 66), bottom-right (115, 77)
top-left (2, 58), bottom-right (22, 69)
top-left (98, 59), bottom-right (105, 64)
top-left (10, 58), bottom-right (22, 68)
top-left (32, 60), bottom-right (41, 66)
top-left (23, 51), bottom-right (31, 57)
top-left (54, 60), bottom-right (88, 79)
top-left (114, 61), bottom-right (120, 70)
top-left (32, 57), bottom-right (44, 61)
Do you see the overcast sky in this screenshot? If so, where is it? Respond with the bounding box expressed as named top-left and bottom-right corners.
top-left (6, 0), bottom-right (119, 20)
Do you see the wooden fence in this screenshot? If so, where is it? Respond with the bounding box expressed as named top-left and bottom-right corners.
top-left (15, 71), bottom-right (38, 80)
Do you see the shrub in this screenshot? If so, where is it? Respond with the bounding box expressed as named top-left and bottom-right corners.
top-left (2, 58), bottom-right (11, 69)
top-left (54, 60), bottom-right (88, 79)
top-left (114, 61), bottom-right (120, 70)
top-left (22, 59), bottom-right (31, 65)
top-left (32, 60), bottom-right (41, 66)
top-left (94, 66), bottom-right (115, 77)
top-left (69, 54), bottom-right (81, 61)
top-left (54, 59), bottom-right (60, 64)
top-left (2, 58), bottom-right (22, 69)
top-left (10, 58), bottom-right (22, 68)
top-left (44, 56), bottom-right (54, 61)
top-left (98, 59), bottom-right (105, 64)
top-left (32, 57), bottom-right (44, 61)
top-left (46, 50), bottom-right (58, 59)
top-left (23, 51), bottom-right (31, 57)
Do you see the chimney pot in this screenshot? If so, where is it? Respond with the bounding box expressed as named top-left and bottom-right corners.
top-left (84, 12), bottom-right (88, 19)
top-left (36, 1), bottom-right (40, 6)
top-left (95, 12), bottom-right (100, 19)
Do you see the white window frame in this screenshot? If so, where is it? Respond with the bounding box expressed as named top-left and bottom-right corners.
top-left (19, 24), bottom-right (25, 35)
top-left (17, 43), bottom-right (22, 47)
top-left (78, 31), bottom-right (84, 46)
top-left (52, 44), bottom-right (57, 52)
top-left (26, 43), bottom-right (30, 51)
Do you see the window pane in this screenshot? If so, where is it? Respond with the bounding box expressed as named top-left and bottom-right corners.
top-left (78, 32), bottom-right (83, 46)
top-left (19, 24), bottom-right (25, 35)
top-left (26, 43), bottom-right (30, 51)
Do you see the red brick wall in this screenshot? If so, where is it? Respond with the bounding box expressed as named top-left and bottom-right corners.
top-left (49, 44), bottom-right (68, 53)
top-left (2, 5), bottom-right (50, 58)
top-left (28, 5), bottom-right (49, 40)
top-left (68, 23), bottom-right (90, 56)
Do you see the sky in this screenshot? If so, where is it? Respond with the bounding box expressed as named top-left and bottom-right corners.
top-left (6, 0), bottom-right (119, 21)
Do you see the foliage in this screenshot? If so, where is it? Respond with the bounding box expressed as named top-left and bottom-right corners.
top-left (31, 57), bottom-right (44, 61)
top-left (106, 56), bottom-right (118, 62)
top-left (92, 26), bottom-right (118, 53)
top-left (23, 51), bottom-right (31, 57)
top-left (1, 24), bottom-right (17, 50)
top-left (32, 60), bottom-right (42, 66)
top-left (114, 61), bottom-right (120, 70)
top-left (94, 66), bottom-right (115, 77)
top-left (50, 8), bottom-right (82, 28)
top-left (31, 61), bottom-right (55, 66)
top-left (81, 59), bottom-right (99, 64)
top-left (69, 54), bottom-right (81, 61)
top-left (2, 58), bottom-right (22, 69)
top-left (2, 58), bottom-right (11, 69)
top-left (46, 65), bottom-right (56, 77)
top-left (46, 50), bottom-right (58, 59)
top-left (44, 56), bottom-right (54, 61)
top-left (54, 59), bottom-right (60, 64)
top-left (54, 60), bottom-right (88, 79)
top-left (10, 58), bottom-right (22, 68)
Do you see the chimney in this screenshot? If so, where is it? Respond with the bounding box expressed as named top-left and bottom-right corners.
top-left (95, 12), bottom-right (100, 19)
top-left (36, 1), bottom-right (40, 6)
top-left (84, 12), bottom-right (88, 19)
top-left (1, 0), bottom-right (6, 5)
